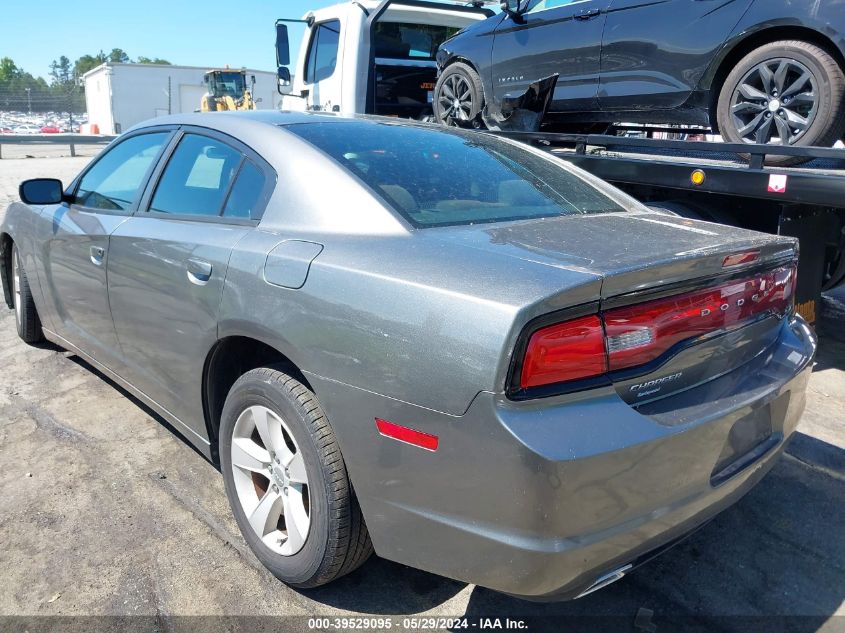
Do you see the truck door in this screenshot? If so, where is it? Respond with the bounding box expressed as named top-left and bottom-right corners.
top-left (301, 19), bottom-right (343, 112)
top-left (492, 0), bottom-right (607, 113)
top-left (598, 0), bottom-right (753, 111)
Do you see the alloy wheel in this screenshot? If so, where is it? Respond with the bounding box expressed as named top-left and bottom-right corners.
top-left (437, 73), bottom-right (475, 125)
top-left (230, 405), bottom-right (311, 556)
top-left (730, 58), bottom-right (819, 145)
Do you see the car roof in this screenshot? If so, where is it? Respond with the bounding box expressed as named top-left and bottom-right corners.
top-left (128, 110), bottom-right (345, 132)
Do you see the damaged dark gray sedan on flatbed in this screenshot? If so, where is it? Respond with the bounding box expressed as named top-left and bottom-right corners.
top-left (0, 111), bottom-right (816, 599)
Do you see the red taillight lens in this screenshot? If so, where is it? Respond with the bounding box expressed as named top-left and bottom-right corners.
top-left (515, 266), bottom-right (796, 392)
top-left (604, 266), bottom-right (795, 371)
top-left (520, 315), bottom-right (607, 389)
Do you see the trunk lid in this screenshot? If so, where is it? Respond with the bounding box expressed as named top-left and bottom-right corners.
top-left (430, 211), bottom-right (796, 299)
top-left (431, 211), bottom-right (798, 404)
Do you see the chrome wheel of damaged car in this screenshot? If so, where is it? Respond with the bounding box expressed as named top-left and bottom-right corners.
top-left (730, 58), bottom-right (819, 145)
top-left (230, 404), bottom-right (311, 556)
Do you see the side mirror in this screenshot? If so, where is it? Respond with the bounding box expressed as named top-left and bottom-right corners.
top-left (277, 66), bottom-right (292, 94)
top-left (19, 178), bottom-right (64, 205)
top-left (276, 23), bottom-right (291, 66)
top-left (500, 0), bottom-right (523, 16)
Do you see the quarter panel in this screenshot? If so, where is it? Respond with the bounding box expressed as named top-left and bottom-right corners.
top-left (220, 229), bottom-right (603, 416)
top-left (700, 0), bottom-right (845, 91)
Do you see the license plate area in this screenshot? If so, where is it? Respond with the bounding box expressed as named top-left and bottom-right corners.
top-left (710, 403), bottom-right (777, 486)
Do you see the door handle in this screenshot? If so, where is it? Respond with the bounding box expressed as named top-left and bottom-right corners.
top-left (575, 8), bottom-right (601, 20)
top-left (186, 257), bottom-right (213, 285)
top-left (90, 246), bottom-right (105, 266)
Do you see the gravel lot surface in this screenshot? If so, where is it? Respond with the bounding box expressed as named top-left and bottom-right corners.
top-left (0, 154), bottom-right (843, 632)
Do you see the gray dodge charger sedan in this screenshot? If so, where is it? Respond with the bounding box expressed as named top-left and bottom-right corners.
top-left (1, 111), bottom-right (816, 600)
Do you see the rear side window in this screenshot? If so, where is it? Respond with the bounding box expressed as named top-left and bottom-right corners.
top-left (75, 132), bottom-right (167, 211)
top-left (287, 121), bottom-right (626, 227)
top-left (150, 134), bottom-right (241, 217)
top-left (223, 160), bottom-right (266, 220)
top-left (304, 20), bottom-right (340, 83)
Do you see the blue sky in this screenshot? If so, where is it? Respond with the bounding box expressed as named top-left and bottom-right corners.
top-left (3, 1), bottom-right (337, 80)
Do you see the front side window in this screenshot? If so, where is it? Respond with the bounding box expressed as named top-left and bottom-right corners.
top-left (287, 120), bottom-right (627, 228)
top-left (149, 134), bottom-right (241, 217)
top-left (75, 132), bottom-right (168, 211)
top-left (304, 20), bottom-right (341, 84)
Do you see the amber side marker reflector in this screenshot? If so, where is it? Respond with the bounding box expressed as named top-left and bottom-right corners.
top-left (375, 418), bottom-right (439, 451)
top-left (691, 169), bottom-right (706, 186)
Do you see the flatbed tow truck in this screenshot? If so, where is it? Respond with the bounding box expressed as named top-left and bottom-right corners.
top-left (275, 0), bottom-right (845, 323)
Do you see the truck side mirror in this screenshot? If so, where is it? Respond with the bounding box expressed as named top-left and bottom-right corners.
top-left (277, 67), bottom-right (292, 94)
top-left (276, 23), bottom-right (291, 66)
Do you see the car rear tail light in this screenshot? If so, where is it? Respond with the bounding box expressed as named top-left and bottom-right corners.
top-left (520, 315), bottom-right (607, 389)
top-left (604, 265), bottom-right (795, 371)
top-left (513, 265), bottom-right (795, 393)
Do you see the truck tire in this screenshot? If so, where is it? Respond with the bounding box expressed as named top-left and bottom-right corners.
top-left (434, 62), bottom-right (486, 128)
top-left (717, 41), bottom-right (845, 166)
top-left (219, 367), bottom-right (373, 588)
top-left (10, 243), bottom-right (43, 344)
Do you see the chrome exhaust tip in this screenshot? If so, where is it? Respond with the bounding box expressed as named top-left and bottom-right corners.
top-left (575, 564), bottom-right (633, 599)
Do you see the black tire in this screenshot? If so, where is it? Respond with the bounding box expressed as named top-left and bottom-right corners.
top-left (10, 243), bottom-right (43, 344)
top-left (434, 62), bottom-right (486, 128)
top-left (717, 40), bottom-right (845, 166)
top-left (219, 367), bottom-right (372, 588)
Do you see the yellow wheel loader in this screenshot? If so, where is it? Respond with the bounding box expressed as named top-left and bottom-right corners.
top-left (200, 68), bottom-right (257, 112)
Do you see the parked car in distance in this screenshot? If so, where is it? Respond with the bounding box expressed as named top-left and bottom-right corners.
top-left (39, 125), bottom-right (61, 134)
top-left (435, 0), bottom-right (845, 165)
top-left (0, 112), bottom-right (816, 600)
top-left (12, 124), bottom-right (41, 135)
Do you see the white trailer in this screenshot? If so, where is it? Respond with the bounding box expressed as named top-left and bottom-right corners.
top-left (83, 63), bottom-right (283, 135)
top-left (275, 0), bottom-right (494, 118)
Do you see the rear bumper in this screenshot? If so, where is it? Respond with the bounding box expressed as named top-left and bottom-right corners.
top-left (310, 315), bottom-right (816, 600)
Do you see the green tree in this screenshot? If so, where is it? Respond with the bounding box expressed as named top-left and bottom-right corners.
top-left (108, 48), bottom-right (130, 63)
top-left (49, 55), bottom-right (72, 86)
top-left (74, 51), bottom-right (107, 78)
top-left (136, 56), bottom-right (172, 65)
top-left (0, 57), bottom-right (20, 82)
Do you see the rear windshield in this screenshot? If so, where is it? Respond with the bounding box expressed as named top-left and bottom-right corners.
top-left (287, 120), bottom-right (627, 228)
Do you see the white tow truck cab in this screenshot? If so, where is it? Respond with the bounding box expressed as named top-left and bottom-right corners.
top-left (275, 0), bottom-right (494, 117)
